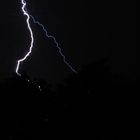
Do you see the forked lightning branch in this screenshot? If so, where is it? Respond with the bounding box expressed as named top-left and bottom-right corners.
top-left (16, 0), bottom-right (77, 76)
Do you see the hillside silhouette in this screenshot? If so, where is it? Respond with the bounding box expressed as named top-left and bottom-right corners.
top-left (0, 59), bottom-right (136, 140)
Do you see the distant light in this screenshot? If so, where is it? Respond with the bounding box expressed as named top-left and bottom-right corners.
top-left (38, 85), bottom-right (42, 91)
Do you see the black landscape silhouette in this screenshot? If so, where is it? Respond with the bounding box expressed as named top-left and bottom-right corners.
top-left (0, 59), bottom-right (136, 140)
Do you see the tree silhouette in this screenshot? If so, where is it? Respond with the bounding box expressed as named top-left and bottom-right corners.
top-left (0, 58), bottom-right (136, 139)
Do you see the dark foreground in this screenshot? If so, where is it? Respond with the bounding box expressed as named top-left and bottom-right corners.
top-left (0, 60), bottom-right (137, 140)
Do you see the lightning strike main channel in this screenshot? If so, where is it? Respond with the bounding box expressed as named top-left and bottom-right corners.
top-left (16, 0), bottom-right (34, 76)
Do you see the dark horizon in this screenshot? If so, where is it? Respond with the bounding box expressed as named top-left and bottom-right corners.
top-left (0, 58), bottom-right (137, 139)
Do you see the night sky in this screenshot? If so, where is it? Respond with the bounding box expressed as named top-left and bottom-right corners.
top-left (0, 0), bottom-right (136, 84)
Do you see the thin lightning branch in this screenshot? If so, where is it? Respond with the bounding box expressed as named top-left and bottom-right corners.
top-left (16, 0), bottom-right (34, 76)
top-left (30, 15), bottom-right (77, 73)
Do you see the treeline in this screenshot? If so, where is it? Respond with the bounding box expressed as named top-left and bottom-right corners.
top-left (0, 59), bottom-right (136, 140)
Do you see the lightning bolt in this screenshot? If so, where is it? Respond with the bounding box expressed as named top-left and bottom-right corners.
top-left (16, 0), bottom-right (77, 76)
top-left (16, 0), bottom-right (34, 76)
top-left (30, 15), bottom-right (77, 74)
